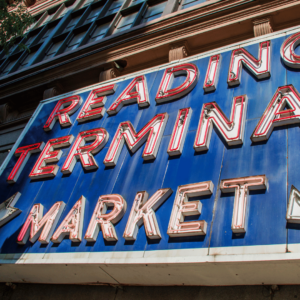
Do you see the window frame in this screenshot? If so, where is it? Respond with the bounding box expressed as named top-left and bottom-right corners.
top-left (88, 14), bottom-right (115, 43)
top-left (139, 0), bottom-right (168, 24)
top-left (109, 2), bottom-right (142, 36)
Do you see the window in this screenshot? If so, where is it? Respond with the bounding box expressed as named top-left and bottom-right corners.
top-left (141, 1), bottom-right (166, 23)
top-left (0, 60), bottom-right (17, 76)
top-left (24, 35), bottom-right (37, 47)
top-left (114, 12), bottom-right (137, 34)
top-left (3, 44), bottom-right (18, 58)
top-left (84, 6), bottom-right (103, 24)
top-left (89, 22), bottom-right (110, 42)
top-left (18, 51), bottom-right (36, 70)
top-left (39, 28), bottom-right (53, 43)
top-left (180, 0), bottom-right (206, 10)
top-left (65, 32), bottom-right (86, 52)
top-left (63, 15), bottom-right (81, 32)
top-left (58, 3), bottom-right (77, 18)
top-left (78, 0), bottom-right (95, 9)
top-left (106, 0), bottom-right (125, 15)
top-left (44, 41), bottom-right (64, 59)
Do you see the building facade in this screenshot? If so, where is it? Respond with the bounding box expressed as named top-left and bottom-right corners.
top-left (1, 0), bottom-right (296, 164)
top-left (1, 0), bottom-right (300, 296)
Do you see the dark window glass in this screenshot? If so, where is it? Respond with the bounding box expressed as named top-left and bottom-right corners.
top-left (44, 40), bottom-right (64, 59)
top-left (141, 1), bottom-right (166, 23)
top-left (65, 31), bottom-right (86, 52)
top-left (180, 0), bottom-right (206, 10)
top-left (114, 12), bottom-right (137, 34)
top-left (3, 44), bottom-right (18, 57)
top-left (63, 15), bottom-right (81, 32)
top-left (0, 60), bottom-right (17, 76)
top-left (84, 6), bottom-right (103, 24)
top-left (40, 28), bottom-right (53, 43)
top-left (106, 0), bottom-right (125, 15)
top-left (89, 22), bottom-right (110, 42)
top-left (18, 51), bottom-right (36, 70)
top-left (24, 35), bottom-right (37, 47)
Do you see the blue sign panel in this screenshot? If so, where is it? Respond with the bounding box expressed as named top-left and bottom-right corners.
top-left (1, 31), bottom-right (300, 267)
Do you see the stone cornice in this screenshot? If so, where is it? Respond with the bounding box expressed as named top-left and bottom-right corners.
top-left (28, 0), bottom-right (66, 15)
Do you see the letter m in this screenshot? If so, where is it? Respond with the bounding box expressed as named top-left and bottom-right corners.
top-left (17, 202), bottom-right (65, 244)
top-left (104, 113), bottom-right (168, 166)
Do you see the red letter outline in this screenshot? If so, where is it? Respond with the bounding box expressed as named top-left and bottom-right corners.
top-left (251, 85), bottom-right (300, 142)
top-left (77, 84), bottom-right (116, 122)
top-left (29, 135), bottom-right (74, 180)
top-left (103, 113), bottom-right (168, 167)
top-left (7, 142), bottom-right (44, 184)
top-left (44, 95), bottom-right (82, 131)
top-left (194, 95), bottom-right (248, 152)
top-left (107, 76), bottom-right (149, 115)
top-left (203, 54), bottom-right (222, 92)
top-left (155, 63), bottom-right (199, 103)
top-left (17, 201), bottom-right (65, 244)
top-left (281, 32), bottom-right (300, 69)
top-left (61, 128), bottom-right (109, 174)
top-left (227, 41), bottom-right (271, 86)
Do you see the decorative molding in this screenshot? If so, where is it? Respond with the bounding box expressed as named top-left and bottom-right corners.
top-left (43, 84), bottom-right (63, 100)
top-left (253, 18), bottom-right (273, 37)
top-left (0, 104), bottom-right (11, 124)
top-left (99, 68), bottom-right (120, 82)
top-left (24, 0), bottom-right (36, 7)
top-left (0, 103), bottom-right (18, 124)
top-left (169, 42), bottom-right (189, 62)
top-left (28, 0), bottom-right (66, 15)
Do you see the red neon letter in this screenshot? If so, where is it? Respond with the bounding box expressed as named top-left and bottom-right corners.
top-left (85, 194), bottom-right (127, 242)
top-left (51, 196), bottom-right (86, 243)
top-left (155, 63), bottom-right (199, 103)
top-left (167, 181), bottom-right (214, 237)
top-left (61, 128), bottom-right (109, 174)
top-left (203, 54), bottom-right (222, 92)
top-left (107, 76), bottom-right (149, 115)
top-left (227, 41), bottom-right (271, 86)
top-left (43, 95), bottom-right (82, 131)
top-left (29, 135), bottom-right (74, 180)
top-left (7, 142), bottom-right (44, 184)
top-left (77, 84), bottom-right (116, 122)
top-left (103, 113), bottom-right (168, 167)
top-left (194, 95), bottom-right (248, 152)
top-left (281, 32), bottom-right (300, 69)
top-left (123, 189), bottom-right (172, 240)
top-left (167, 108), bottom-right (192, 156)
top-left (251, 85), bottom-right (300, 142)
top-left (17, 201), bottom-right (65, 244)
top-left (221, 175), bottom-right (267, 233)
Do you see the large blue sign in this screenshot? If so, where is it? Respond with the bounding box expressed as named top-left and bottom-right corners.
top-left (1, 30), bottom-right (300, 275)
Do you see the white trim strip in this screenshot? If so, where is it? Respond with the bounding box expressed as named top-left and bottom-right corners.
top-left (0, 244), bottom-right (298, 265)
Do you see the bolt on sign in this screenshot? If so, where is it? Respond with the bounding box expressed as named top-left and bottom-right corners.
top-left (2, 29), bottom-right (300, 286)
